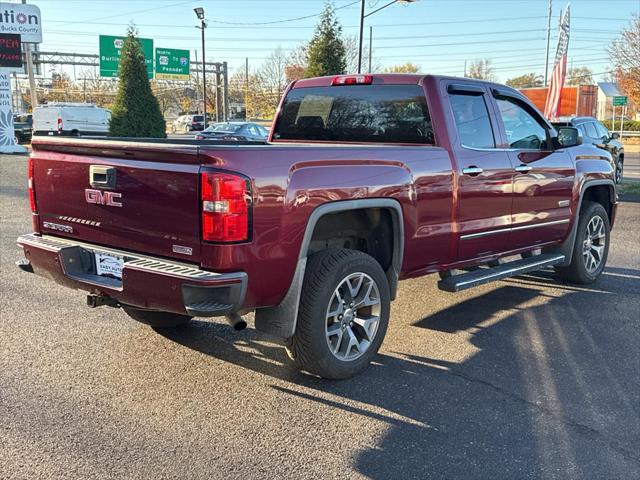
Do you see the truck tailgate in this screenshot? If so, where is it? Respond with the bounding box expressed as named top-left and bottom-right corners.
top-left (31, 140), bottom-right (202, 263)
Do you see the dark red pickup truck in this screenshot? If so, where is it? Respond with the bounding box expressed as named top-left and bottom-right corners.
top-left (18, 74), bottom-right (617, 379)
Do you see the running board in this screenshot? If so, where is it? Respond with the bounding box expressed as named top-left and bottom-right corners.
top-left (438, 254), bottom-right (565, 293)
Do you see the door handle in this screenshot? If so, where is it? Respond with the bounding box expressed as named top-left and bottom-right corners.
top-left (462, 166), bottom-right (483, 176)
top-left (89, 165), bottom-right (117, 188)
top-left (514, 164), bottom-right (532, 173)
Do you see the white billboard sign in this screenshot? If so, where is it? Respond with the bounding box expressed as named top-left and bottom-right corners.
top-left (0, 3), bottom-right (42, 43)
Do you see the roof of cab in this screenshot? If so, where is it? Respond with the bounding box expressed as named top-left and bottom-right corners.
top-left (291, 73), bottom-right (520, 93)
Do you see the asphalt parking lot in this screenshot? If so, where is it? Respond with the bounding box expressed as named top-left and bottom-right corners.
top-left (1, 153), bottom-right (639, 479)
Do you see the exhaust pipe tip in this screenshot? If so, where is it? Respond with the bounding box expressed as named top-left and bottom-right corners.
top-left (225, 313), bottom-right (247, 331)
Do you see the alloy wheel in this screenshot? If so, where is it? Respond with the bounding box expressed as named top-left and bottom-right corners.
top-left (325, 272), bottom-right (381, 361)
top-left (582, 216), bottom-right (606, 274)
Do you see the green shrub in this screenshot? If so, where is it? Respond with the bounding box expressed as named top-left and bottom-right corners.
top-left (601, 119), bottom-right (640, 131)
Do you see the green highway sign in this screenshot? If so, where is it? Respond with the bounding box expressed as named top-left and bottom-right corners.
top-left (99, 35), bottom-right (154, 79)
top-left (155, 48), bottom-right (190, 80)
top-left (612, 95), bottom-right (628, 106)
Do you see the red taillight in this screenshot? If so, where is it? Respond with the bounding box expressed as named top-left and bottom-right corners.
top-left (57, 117), bottom-right (63, 133)
top-left (201, 171), bottom-right (251, 242)
top-left (28, 157), bottom-right (36, 212)
top-left (331, 75), bottom-right (373, 86)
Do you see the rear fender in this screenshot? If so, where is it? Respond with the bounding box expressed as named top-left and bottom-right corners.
top-left (255, 199), bottom-right (404, 339)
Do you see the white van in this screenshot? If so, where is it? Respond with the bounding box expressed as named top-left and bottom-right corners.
top-left (33, 103), bottom-right (112, 136)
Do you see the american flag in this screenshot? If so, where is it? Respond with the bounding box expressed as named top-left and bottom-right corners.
top-left (544, 5), bottom-right (571, 120)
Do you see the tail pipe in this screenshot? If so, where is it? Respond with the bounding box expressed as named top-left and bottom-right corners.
top-left (225, 313), bottom-right (247, 331)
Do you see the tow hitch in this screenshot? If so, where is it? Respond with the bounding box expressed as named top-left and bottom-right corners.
top-left (86, 294), bottom-right (120, 309)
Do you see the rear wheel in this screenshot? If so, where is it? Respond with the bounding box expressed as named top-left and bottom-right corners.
top-left (555, 201), bottom-right (610, 284)
top-left (122, 306), bottom-right (192, 328)
top-left (287, 248), bottom-right (390, 379)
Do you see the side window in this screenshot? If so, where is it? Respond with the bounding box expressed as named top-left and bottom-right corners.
top-left (584, 122), bottom-right (598, 139)
top-left (247, 125), bottom-right (259, 136)
top-left (450, 93), bottom-right (495, 149)
top-left (576, 124), bottom-right (586, 138)
top-left (594, 122), bottom-right (609, 139)
top-left (496, 98), bottom-right (548, 149)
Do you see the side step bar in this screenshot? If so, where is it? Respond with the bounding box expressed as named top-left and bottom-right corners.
top-left (438, 254), bottom-right (565, 293)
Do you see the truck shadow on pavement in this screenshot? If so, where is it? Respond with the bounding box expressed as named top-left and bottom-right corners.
top-left (158, 268), bottom-right (640, 479)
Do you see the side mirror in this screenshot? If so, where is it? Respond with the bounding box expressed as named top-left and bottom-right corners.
top-left (556, 127), bottom-right (582, 148)
top-left (611, 132), bottom-right (620, 140)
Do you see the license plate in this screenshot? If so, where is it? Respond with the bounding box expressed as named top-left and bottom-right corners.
top-left (94, 252), bottom-right (124, 279)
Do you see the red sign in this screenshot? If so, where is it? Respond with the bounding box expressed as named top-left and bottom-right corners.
top-left (0, 33), bottom-right (22, 68)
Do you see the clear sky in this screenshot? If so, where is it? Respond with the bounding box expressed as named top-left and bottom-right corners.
top-left (11, 0), bottom-right (640, 82)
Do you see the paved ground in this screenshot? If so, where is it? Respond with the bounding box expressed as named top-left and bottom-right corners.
top-left (1, 154), bottom-right (639, 479)
top-left (624, 151), bottom-right (639, 180)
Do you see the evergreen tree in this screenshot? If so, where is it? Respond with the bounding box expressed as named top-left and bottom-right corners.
top-left (305, 4), bottom-right (347, 77)
top-left (109, 27), bottom-right (165, 137)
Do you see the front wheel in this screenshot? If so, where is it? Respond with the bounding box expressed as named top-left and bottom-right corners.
top-left (555, 201), bottom-right (610, 284)
top-left (287, 248), bottom-right (390, 379)
top-left (122, 306), bottom-right (192, 328)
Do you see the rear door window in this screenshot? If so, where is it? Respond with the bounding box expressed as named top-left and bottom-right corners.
top-left (450, 93), bottom-right (495, 149)
top-left (273, 84), bottom-right (434, 144)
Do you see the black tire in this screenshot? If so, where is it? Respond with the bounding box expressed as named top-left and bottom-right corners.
top-left (554, 201), bottom-right (610, 284)
top-left (287, 248), bottom-right (390, 380)
top-left (122, 305), bottom-right (192, 328)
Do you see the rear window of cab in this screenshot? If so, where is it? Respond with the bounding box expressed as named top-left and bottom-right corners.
top-left (273, 84), bottom-right (434, 145)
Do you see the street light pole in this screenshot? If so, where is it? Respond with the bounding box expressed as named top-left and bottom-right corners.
top-left (194, 7), bottom-right (207, 126)
top-left (357, 0), bottom-right (366, 74)
top-left (357, 0), bottom-right (418, 74)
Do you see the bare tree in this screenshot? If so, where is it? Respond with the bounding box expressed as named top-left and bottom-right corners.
top-left (384, 62), bottom-right (420, 73)
top-left (566, 66), bottom-right (594, 85)
top-left (608, 13), bottom-right (640, 105)
top-left (467, 59), bottom-right (496, 81)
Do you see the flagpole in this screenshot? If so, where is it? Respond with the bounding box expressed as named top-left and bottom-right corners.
top-left (544, 0), bottom-right (552, 87)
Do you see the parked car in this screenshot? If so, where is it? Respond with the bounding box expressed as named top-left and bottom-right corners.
top-left (554, 116), bottom-right (624, 183)
top-left (195, 122), bottom-right (269, 141)
top-left (171, 114), bottom-right (205, 133)
top-left (13, 113), bottom-right (32, 144)
top-left (19, 74), bottom-right (617, 379)
top-left (33, 103), bottom-right (111, 137)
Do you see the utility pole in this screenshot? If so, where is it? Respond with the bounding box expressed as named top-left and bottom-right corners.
top-left (245, 57), bottom-right (249, 121)
top-left (22, 0), bottom-right (38, 109)
top-left (194, 49), bottom-right (200, 114)
top-left (368, 26), bottom-right (373, 73)
top-left (223, 61), bottom-right (229, 122)
top-left (544, 0), bottom-right (552, 87)
top-left (357, 0), bottom-right (366, 73)
top-left (464, 59), bottom-right (467, 77)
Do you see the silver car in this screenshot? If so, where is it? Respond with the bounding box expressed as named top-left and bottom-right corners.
top-left (194, 122), bottom-right (269, 142)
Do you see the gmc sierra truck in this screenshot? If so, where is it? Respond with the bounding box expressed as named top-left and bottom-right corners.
top-left (17, 74), bottom-right (617, 379)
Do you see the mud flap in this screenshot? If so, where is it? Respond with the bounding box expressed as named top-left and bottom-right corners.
top-left (254, 258), bottom-right (306, 339)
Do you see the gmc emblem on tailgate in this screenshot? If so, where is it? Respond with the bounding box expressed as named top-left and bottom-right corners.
top-left (85, 189), bottom-right (123, 207)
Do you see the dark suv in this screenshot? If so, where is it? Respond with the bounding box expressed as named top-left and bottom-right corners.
top-left (554, 117), bottom-right (624, 183)
top-left (13, 113), bottom-right (33, 144)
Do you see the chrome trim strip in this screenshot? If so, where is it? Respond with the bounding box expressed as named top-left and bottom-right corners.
top-left (460, 218), bottom-right (570, 240)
